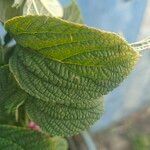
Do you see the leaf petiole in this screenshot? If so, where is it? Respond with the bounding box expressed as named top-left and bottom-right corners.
top-left (131, 37), bottom-right (150, 52)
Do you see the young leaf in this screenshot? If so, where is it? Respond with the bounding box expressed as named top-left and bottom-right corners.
top-left (63, 0), bottom-right (83, 23)
top-left (0, 65), bottom-right (27, 124)
top-left (0, 55), bottom-right (103, 136)
top-left (0, 125), bottom-right (68, 150)
top-left (4, 45), bottom-right (103, 136)
top-left (5, 16), bottom-right (139, 136)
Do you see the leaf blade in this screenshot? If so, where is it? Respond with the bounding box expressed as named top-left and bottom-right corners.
top-left (6, 16), bottom-right (139, 136)
top-left (0, 125), bottom-right (68, 150)
top-left (8, 46), bottom-right (104, 135)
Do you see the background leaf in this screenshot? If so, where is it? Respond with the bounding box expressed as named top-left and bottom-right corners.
top-left (8, 45), bottom-right (104, 136)
top-left (23, 0), bottom-right (63, 17)
top-left (63, 0), bottom-right (83, 23)
top-left (5, 16), bottom-right (140, 97)
top-left (0, 125), bottom-right (68, 150)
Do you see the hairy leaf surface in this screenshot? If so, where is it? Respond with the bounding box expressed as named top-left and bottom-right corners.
top-left (5, 16), bottom-right (139, 136)
top-left (7, 46), bottom-right (104, 135)
top-left (0, 125), bottom-right (68, 150)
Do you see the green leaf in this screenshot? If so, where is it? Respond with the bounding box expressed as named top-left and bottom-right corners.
top-left (0, 65), bottom-right (27, 124)
top-left (63, 0), bottom-right (83, 23)
top-left (0, 125), bottom-right (68, 150)
top-left (131, 134), bottom-right (150, 150)
top-left (5, 16), bottom-right (139, 136)
top-left (5, 15), bottom-right (140, 98)
top-left (26, 95), bottom-right (103, 136)
top-left (0, 137), bottom-right (23, 150)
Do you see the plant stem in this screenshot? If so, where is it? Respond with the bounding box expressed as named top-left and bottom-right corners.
top-left (82, 131), bottom-right (97, 150)
top-left (131, 37), bottom-right (150, 52)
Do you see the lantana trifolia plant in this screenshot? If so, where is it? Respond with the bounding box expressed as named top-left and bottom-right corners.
top-left (0, 0), bottom-right (150, 149)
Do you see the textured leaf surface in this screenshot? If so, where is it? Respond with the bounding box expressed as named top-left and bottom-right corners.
top-left (63, 0), bottom-right (83, 23)
top-left (5, 16), bottom-right (139, 136)
top-left (5, 16), bottom-right (140, 98)
top-left (10, 46), bottom-right (102, 108)
top-left (0, 65), bottom-right (27, 124)
top-left (0, 125), bottom-right (68, 150)
top-left (0, 46), bottom-right (4, 66)
top-left (8, 46), bottom-right (104, 135)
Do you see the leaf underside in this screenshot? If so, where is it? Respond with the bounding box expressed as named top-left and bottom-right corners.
top-left (4, 15), bottom-right (139, 136)
top-left (23, 0), bottom-right (63, 17)
top-left (0, 52), bottom-right (103, 136)
top-left (0, 125), bottom-right (68, 150)
top-left (26, 95), bottom-right (103, 136)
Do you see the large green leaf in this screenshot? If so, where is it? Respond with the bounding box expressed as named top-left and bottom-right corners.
top-left (0, 54), bottom-right (103, 136)
top-left (0, 125), bottom-right (68, 150)
top-left (0, 65), bottom-right (27, 124)
top-left (63, 0), bottom-right (83, 23)
top-left (5, 16), bottom-right (139, 136)
top-left (5, 16), bottom-right (139, 99)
